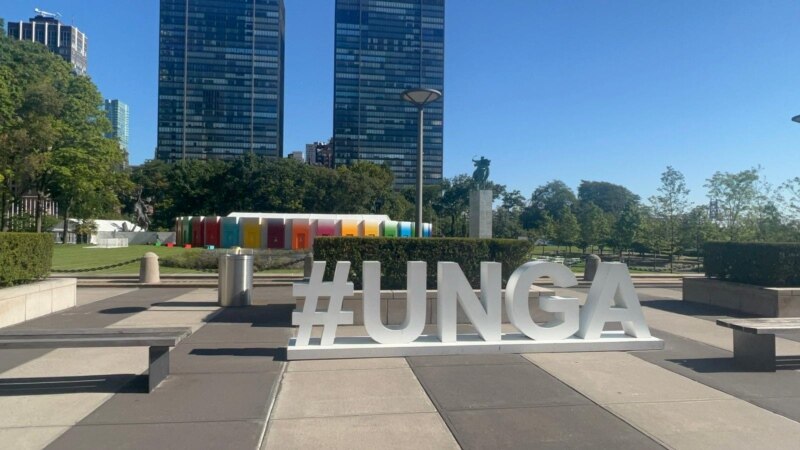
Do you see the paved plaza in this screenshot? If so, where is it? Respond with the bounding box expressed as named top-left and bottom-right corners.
top-left (2, 283), bottom-right (800, 449)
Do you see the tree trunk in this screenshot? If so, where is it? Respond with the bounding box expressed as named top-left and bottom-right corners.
top-left (0, 190), bottom-right (6, 232)
top-left (61, 203), bottom-right (70, 244)
top-left (35, 190), bottom-right (43, 233)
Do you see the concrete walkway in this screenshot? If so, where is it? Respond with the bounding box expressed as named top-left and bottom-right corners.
top-left (2, 285), bottom-right (800, 449)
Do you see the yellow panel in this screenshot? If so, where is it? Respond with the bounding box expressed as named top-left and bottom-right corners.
top-left (363, 220), bottom-right (379, 237)
top-left (243, 222), bottom-right (261, 248)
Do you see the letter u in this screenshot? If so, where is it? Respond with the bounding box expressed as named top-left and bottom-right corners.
top-left (363, 261), bottom-right (427, 344)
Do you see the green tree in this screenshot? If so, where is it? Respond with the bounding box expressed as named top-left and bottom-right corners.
top-left (649, 166), bottom-right (690, 271)
top-left (521, 180), bottom-right (576, 229)
top-left (611, 201), bottom-right (641, 261)
top-left (554, 205), bottom-right (579, 253)
top-left (578, 202), bottom-right (608, 253)
top-left (705, 168), bottom-right (760, 241)
top-left (577, 180), bottom-right (640, 217)
top-left (494, 189), bottom-right (525, 238)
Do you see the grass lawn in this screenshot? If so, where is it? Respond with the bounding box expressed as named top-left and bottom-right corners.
top-left (51, 244), bottom-right (206, 274)
top-left (51, 244), bottom-right (303, 275)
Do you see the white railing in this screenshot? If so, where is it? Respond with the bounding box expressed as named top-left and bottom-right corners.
top-left (97, 238), bottom-right (129, 248)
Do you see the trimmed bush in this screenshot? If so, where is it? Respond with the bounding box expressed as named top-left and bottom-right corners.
top-left (0, 232), bottom-right (54, 287)
top-left (314, 237), bottom-right (533, 289)
top-left (704, 242), bottom-right (800, 287)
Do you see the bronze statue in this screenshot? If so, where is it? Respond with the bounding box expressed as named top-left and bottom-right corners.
top-left (472, 156), bottom-right (491, 189)
top-left (133, 188), bottom-right (152, 231)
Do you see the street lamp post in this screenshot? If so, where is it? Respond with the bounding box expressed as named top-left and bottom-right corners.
top-left (792, 115), bottom-right (800, 124)
top-left (401, 88), bottom-right (442, 237)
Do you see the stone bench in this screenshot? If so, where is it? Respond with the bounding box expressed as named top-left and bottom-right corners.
top-left (0, 327), bottom-right (192, 392)
top-left (716, 318), bottom-right (800, 371)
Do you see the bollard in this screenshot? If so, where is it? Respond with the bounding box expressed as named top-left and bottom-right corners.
top-left (303, 253), bottom-right (314, 280)
top-left (584, 254), bottom-right (601, 282)
top-left (139, 252), bottom-right (161, 284)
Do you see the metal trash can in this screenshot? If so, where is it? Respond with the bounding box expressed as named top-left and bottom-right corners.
top-left (218, 248), bottom-right (254, 306)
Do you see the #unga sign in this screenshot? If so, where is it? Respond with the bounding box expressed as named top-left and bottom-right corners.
top-left (287, 261), bottom-right (663, 360)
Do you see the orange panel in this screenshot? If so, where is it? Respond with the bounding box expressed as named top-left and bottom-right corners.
top-left (340, 219), bottom-right (359, 237)
top-left (292, 220), bottom-right (311, 249)
top-left (362, 220), bottom-right (379, 237)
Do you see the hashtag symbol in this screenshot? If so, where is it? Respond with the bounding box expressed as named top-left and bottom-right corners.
top-left (292, 261), bottom-right (354, 346)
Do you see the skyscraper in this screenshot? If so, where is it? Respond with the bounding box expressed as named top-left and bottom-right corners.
top-left (332, 0), bottom-right (445, 188)
top-left (156, 0), bottom-right (285, 161)
top-left (7, 11), bottom-right (88, 75)
top-left (104, 99), bottom-right (130, 165)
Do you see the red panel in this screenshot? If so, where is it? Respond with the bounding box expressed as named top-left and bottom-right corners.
top-left (191, 217), bottom-right (205, 247)
top-left (204, 217), bottom-right (221, 247)
top-left (267, 219), bottom-right (285, 249)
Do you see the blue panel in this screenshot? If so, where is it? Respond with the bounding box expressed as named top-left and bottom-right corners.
top-left (398, 221), bottom-right (412, 238)
top-left (220, 217), bottom-right (240, 248)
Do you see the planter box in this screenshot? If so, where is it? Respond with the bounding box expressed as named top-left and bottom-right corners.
top-left (296, 285), bottom-right (556, 326)
top-left (683, 277), bottom-right (800, 317)
top-left (0, 278), bottom-right (77, 328)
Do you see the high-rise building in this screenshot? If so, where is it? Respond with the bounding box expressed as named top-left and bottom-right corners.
top-left (332, 0), bottom-right (445, 188)
top-left (306, 140), bottom-right (334, 168)
top-left (104, 99), bottom-right (130, 154)
top-left (7, 11), bottom-right (88, 75)
top-left (156, 0), bottom-right (285, 161)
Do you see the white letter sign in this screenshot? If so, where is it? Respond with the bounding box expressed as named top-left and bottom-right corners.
top-left (288, 260), bottom-right (662, 360)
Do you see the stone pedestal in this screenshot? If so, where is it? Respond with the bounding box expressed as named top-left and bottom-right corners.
top-left (469, 189), bottom-right (492, 239)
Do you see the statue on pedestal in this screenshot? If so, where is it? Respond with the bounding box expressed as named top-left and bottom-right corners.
top-left (472, 156), bottom-right (491, 190)
top-left (469, 156), bottom-right (492, 238)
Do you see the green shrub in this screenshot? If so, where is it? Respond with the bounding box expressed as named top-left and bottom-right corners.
top-left (314, 237), bottom-right (534, 289)
top-left (704, 242), bottom-right (800, 287)
top-left (161, 248), bottom-right (308, 271)
top-left (0, 232), bottom-right (54, 287)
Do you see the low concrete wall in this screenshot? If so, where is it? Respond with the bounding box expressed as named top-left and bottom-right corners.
top-left (683, 277), bottom-right (800, 317)
top-left (0, 278), bottom-right (77, 328)
top-left (297, 286), bottom-right (556, 326)
top-left (96, 231), bottom-right (176, 245)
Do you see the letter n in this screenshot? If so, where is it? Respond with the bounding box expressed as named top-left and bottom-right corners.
top-left (437, 262), bottom-right (501, 343)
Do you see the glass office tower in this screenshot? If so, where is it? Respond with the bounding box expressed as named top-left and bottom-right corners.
top-left (333, 0), bottom-right (445, 188)
top-left (7, 14), bottom-right (88, 75)
top-left (156, 0), bottom-right (285, 161)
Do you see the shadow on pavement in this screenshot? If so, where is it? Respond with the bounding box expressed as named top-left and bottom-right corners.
top-left (98, 306), bottom-right (148, 314)
top-left (152, 301), bottom-right (219, 308)
top-left (191, 347), bottom-right (287, 361)
top-left (206, 304), bottom-right (293, 327)
top-left (0, 374), bottom-right (146, 395)
top-left (668, 356), bottom-right (800, 373)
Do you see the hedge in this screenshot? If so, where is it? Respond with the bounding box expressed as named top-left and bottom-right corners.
top-left (704, 242), bottom-right (800, 287)
top-left (313, 237), bottom-right (533, 289)
top-left (0, 232), bottom-right (54, 287)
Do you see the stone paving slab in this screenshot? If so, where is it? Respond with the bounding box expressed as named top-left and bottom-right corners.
top-left (526, 352), bottom-right (800, 450)
top-left (48, 420), bottom-right (265, 450)
top-left (0, 426), bottom-right (69, 450)
top-left (264, 413), bottom-right (459, 449)
top-left (413, 361), bottom-right (589, 410)
top-left (287, 357), bottom-right (407, 372)
top-left (169, 342), bottom-right (285, 374)
top-left (273, 366), bottom-right (436, 419)
top-left (446, 405), bottom-right (663, 450)
top-left (633, 329), bottom-right (800, 421)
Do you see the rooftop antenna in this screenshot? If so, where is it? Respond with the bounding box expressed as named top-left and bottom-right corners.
top-left (34, 8), bottom-right (62, 19)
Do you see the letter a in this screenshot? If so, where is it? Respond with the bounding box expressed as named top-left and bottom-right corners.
top-left (363, 261), bottom-right (426, 344)
top-left (577, 262), bottom-right (651, 339)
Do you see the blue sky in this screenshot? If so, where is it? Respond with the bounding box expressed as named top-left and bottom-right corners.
top-left (3, 0), bottom-right (800, 205)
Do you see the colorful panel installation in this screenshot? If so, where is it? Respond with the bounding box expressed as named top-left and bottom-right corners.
top-left (361, 219), bottom-right (380, 237)
top-left (175, 218), bottom-right (183, 246)
top-left (267, 218), bottom-right (285, 249)
top-left (423, 223), bottom-right (432, 237)
top-left (383, 221), bottom-right (398, 237)
top-left (316, 219), bottom-right (335, 237)
top-left (221, 217), bottom-right (240, 248)
top-left (291, 219), bottom-right (311, 250)
top-left (398, 221), bottom-right (412, 237)
top-left (191, 217), bottom-right (205, 247)
top-left (182, 217), bottom-right (192, 247)
top-left (340, 219), bottom-right (359, 237)
top-left (204, 216), bottom-right (221, 248)
top-left (240, 217), bottom-right (261, 249)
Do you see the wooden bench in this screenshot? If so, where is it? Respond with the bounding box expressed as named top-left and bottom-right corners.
top-left (0, 327), bottom-right (192, 392)
top-left (716, 318), bottom-right (800, 371)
